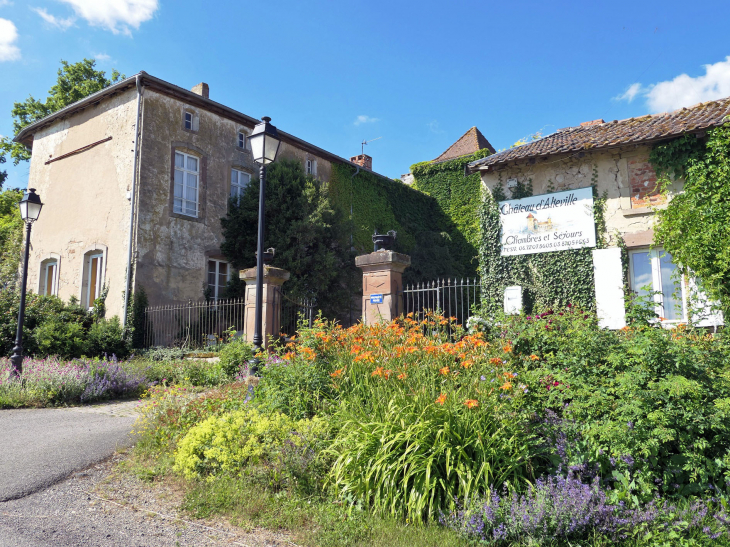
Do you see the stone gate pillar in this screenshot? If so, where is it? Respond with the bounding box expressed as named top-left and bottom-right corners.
top-left (355, 250), bottom-right (411, 325)
top-left (241, 266), bottom-right (290, 348)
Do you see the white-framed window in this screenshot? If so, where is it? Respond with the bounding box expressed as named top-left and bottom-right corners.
top-left (230, 168), bottom-right (250, 200)
top-left (174, 151), bottom-right (199, 217)
top-left (306, 159), bottom-right (317, 176)
top-left (183, 110), bottom-right (199, 131)
top-left (629, 248), bottom-right (686, 322)
top-left (238, 131), bottom-right (247, 149)
top-left (207, 259), bottom-right (229, 300)
top-left (184, 112), bottom-right (193, 130)
top-left (83, 252), bottom-right (104, 309)
top-left (40, 259), bottom-right (58, 296)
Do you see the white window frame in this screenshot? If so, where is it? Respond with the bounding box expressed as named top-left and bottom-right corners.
top-left (84, 252), bottom-right (104, 310)
top-left (174, 151), bottom-right (200, 218)
top-left (305, 159), bottom-right (317, 176)
top-left (629, 248), bottom-right (688, 324)
top-left (238, 131), bottom-right (247, 149)
top-left (40, 259), bottom-right (58, 296)
top-left (207, 259), bottom-right (229, 301)
top-left (230, 168), bottom-right (250, 200)
top-left (184, 111), bottom-right (193, 130)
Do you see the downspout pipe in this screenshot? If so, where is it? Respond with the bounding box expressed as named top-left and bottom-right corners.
top-left (122, 75), bottom-right (144, 328)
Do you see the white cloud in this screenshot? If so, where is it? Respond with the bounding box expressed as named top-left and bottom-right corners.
top-left (0, 1), bottom-right (14, 7)
top-left (354, 115), bottom-right (379, 126)
top-left (0, 18), bottom-right (20, 61)
top-left (426, 120), bottom-right (444, 134)
top-left (615, 82), bottom-right (643, 103)
top-left (93, 52), bottom-right (111, 61)
top-left (616, 57), bottom-right (730, 113)
top-left (57, 0), bottom-right (158, 35)
top-left (32, 7), bottom-right (75, 30)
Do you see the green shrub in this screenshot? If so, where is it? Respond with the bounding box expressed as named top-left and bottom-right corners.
top-left (87, 316), bottom-right (129, 358)
top-left (174, 407), bottom-right (330, 491)
top-left (142, 346), bottom-right (188, 362)
top-left (218, 337), bottom-right (254, 378)
top-left (255, 355), bottom-right (335, 419)
top-left (32, 318), bottom-right (88, 358)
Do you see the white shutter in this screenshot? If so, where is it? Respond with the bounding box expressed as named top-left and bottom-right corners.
top-left (592, 248), bottom-right (626, 329)
top-left (688, 278), bottom-right (724, 327)
top-left (313, 160), bottom-right (318, 177)
top-left (192, 114), bottom-right (200, 131)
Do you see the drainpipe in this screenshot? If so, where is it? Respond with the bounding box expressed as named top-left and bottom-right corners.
top-left (122, 75), bottom-right (144, 328)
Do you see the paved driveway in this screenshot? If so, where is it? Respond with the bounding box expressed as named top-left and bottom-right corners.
top-left (0, 401), bottom-right (139, 502)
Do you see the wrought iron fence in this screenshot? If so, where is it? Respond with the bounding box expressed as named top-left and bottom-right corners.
top-left (142, 292), bottom-right (316, 348)
top-left (400, 277), bottom-right (481, 334)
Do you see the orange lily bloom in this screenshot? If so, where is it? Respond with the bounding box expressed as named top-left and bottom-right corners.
top-left (435, 393), bottom-right (447, 405)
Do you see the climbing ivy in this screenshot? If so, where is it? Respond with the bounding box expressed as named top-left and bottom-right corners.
top-left (409, 149), bottom-right (492, 277)
top-left (650, 122), bottom-right (730, 314)
top-left (327, 163), bottom-right (474, 283)
top-left (478, 168), bottom-right (608, 315)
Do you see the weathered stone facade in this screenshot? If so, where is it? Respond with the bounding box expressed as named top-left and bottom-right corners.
top-left (16, 73), bottom-right (368, 321)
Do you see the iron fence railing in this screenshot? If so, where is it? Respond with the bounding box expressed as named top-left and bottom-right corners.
top-left (400, 277), bottom-right (481, 334)
top-left (142, 291), bottom-right (316, 348)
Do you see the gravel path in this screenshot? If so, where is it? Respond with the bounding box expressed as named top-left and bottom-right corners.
top-left (0, 454), bottom-right (293, 546)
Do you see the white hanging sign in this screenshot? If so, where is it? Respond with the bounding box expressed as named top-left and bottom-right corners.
top-left (499, 187), bottom-right (596, 256)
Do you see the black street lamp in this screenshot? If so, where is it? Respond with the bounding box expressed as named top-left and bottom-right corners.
top-left (248, 117), bottom-right (281, 354)
top-left (10, 188), bottom-right (43, 378)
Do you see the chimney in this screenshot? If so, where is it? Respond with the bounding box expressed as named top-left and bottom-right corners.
top-left (580, 119), bottom-right (604, 127)
top-left (350, 154), bottom-right (372, 170)
top-left (191, 82), bottom-right (209, 99)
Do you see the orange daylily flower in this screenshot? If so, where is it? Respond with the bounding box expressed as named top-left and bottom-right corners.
top-left (461, 360), bottom-right (473, 369)
top-left (530, 354), bottom-right (540, 361)
top-left (397, 372), bottom-right (407, 380)
top-left (384, 369), bottom-right (393, 379)
top-left (500, 382), bottom-right (513, 390)
top-left (435, 393), bottom-right (447, 405)
top-left (503, 345), bottom-right (513, 353)
top-left (330, 368), bottom-right (345, 378)
top-left (464, 399), bottom-right (479, 409)
top-left (439, 366), bottom-right (450, 376)
top-left (371, 366), bottom-right (384, 377)
top-left (489, 357), bottom-right (502, 365)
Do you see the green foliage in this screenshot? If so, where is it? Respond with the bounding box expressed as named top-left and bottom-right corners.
top-left (173, 407), bottom-right (330, 484)
top-left (1, 59), bottom-right (123, 165)
top-left (478, 176), bottom-right (608, 314)
top-left (493, 308), bottom-right (730, 504)
top-left (218, 336), bottom-right (255, 377)
top-left (255, 356), bottom-right (336, 419)
top-left (651, 122), bottom-right (730, 314)
top-left (87, 317), bottom-right (129, 358)
top-left (220, 159), bottom-right (353, 318)
top-left (32, 318), bottom-right (88, 359)
top-left (127, 287), bottom-right (148, 349)
top-left (410, 149), bottom-right (492, 277)
top-left (328, 163), bottom-right (474, 283)
top-left (0, 188), bottom-right (23, 289)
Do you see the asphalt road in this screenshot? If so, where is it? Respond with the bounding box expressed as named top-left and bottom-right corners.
top-left (0, 403), bottom-right (137, 502)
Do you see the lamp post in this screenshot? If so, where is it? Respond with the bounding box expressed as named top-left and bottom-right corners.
top-left (10, 188), bottom-right (43, 378)
top-left (247, 116), bottom-right (281, 354)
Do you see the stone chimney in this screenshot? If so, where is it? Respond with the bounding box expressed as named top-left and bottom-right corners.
top-left (350, 154), bottom-right (372, 170)
top-left (191, 82), bottom-right (209, 99)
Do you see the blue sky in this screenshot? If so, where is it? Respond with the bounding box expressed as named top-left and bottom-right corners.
top-left (1, 0), bottom-right (730, 189)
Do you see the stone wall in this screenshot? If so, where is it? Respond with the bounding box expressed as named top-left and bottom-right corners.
top-left (24, 87), bottom-right (138, 318)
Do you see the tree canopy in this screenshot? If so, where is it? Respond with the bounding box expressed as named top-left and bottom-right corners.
top-left (652, 122), bottom-right (730, 314)
top-left (0, 58), bottom-right (123, 170)
top-left (0, 188), bottom-right (23, 289)
top-left (220, 159), bottom-right (354, 319)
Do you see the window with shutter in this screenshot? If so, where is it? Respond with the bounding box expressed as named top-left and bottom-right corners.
top-left (174, 151), bottom-right (199, 217)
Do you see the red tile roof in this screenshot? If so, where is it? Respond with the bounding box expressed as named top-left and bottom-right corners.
top-left (468, 97), bottom-right (730, 171)
top-left (434, 126), bottom-right (495, 162)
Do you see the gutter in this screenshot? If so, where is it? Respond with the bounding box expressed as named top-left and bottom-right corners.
top-left (122, 75), bottom-right (144, 328)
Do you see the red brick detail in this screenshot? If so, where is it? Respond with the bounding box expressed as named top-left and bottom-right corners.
top-left (580, 119), bottom-right (605, 127)
top-left (350, 154), bottom-right (372, 170)
top-left (628, 156), bottom-right (665, 208)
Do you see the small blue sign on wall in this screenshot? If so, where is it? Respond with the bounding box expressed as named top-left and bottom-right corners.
top-left (370, 294), bottom-right (384, 304)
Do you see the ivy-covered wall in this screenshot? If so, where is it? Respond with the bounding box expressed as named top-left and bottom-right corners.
top-left (327, 163), bottom-right (474, 283)
top-left (409, 149), bottom-right (492, 277)
top-left (478, 178), bottom-right (608, 315)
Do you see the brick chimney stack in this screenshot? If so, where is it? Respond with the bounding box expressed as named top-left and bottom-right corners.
top-left (191, 82), bottom-right (209, 99)
top-left (350, 154), bottom-right (372, 170)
